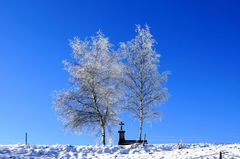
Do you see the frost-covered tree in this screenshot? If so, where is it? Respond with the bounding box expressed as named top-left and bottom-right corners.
top-left (120, 25), bottom-right (169, 141)
top-left (54, 31), bottom-right (123, 145)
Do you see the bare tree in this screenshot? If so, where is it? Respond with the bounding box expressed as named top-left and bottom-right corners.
top-left (54, 31), bottom-right (123, 145)
top-left (120, 25), bottom-right (169, 141)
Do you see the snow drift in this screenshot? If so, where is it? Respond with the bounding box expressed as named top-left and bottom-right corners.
top-left (0, 143), bottom-right (240, 159)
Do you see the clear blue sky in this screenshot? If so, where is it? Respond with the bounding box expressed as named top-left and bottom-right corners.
top-left (0, 0), bottom-right (240, 145)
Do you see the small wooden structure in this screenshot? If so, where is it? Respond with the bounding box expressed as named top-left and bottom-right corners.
top-left (118, 121), bottom-right (147, 145)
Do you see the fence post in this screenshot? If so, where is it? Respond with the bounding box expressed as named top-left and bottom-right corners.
top-left (219, 151), bottom-right (223, 159)
top-left (25, 132), bottom-right (28, 145)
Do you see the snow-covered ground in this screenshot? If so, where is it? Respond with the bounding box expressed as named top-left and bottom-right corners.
top-left (0, 143), bottom-right (240, 159)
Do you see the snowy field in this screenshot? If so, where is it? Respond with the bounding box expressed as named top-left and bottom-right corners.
top-left (0, 143), bottom-right (240, 159)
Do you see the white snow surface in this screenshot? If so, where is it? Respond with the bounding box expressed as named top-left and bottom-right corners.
top-left (0, 143), bottom-right (240, 159)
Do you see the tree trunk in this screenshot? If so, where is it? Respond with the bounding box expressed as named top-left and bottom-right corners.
top-left (139, 72), bottom-right (143, 141)
top-left (101, 125), bottom-right (106, 146)
top-left (138, 107), bottom-right (143, 141)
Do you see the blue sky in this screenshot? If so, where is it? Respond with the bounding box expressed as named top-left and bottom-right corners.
top-left (0, 0), bottom-right (240, 145)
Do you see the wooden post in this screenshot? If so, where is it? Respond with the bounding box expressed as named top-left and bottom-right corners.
top-left (219, 151), bottom-right (223, 159)
top-left (25, 132), bottom-right (28, 145)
